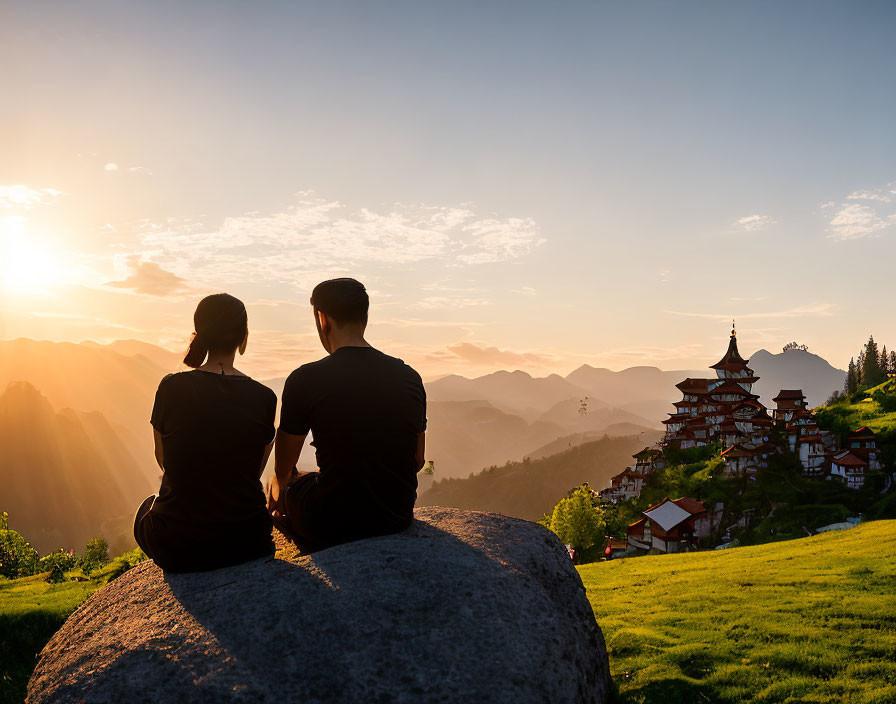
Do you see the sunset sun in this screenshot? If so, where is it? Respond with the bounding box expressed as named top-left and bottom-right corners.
top-left (0, 216), bottom-right (58, 294)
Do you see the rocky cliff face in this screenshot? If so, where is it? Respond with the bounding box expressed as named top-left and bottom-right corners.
top-left (28, 507), bottom-right (610, 704)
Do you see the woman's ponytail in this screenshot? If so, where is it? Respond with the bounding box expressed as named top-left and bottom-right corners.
top-left (181, 294), bottom-right (247, 368)
top-left (183, 332), bottom-right (209, 368)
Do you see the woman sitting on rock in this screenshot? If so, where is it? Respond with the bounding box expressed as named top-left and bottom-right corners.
top-left (134, 293), bottom-right (277, 572)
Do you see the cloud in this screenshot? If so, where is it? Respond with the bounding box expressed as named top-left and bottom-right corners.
top-left (457, 218), bottom-right (546, 264)
top-left (433, 342), bottom-right (561, 369)
top-left (846, 190), bottom-right (891, 203)
top-left (828, 203), bottom-right (895, 240)
top-left (0, 185), bottom-right (62, 208)
top-left (665, 303), bottom-right (837, 320)
top-left (124, 194), bottom-right (545, 288)
top-left (105, 255), bottom-right (190, 296)
top-left (128, 166), bottom-right (153, 175)
top-left (513, 286), bottom-right (537, 296)
top-left (733, 214), bottom-right (775, 231)
top-left (104, 163), bottom-right (119, 172)
top-left (413, 296), bottom-right (492, 310)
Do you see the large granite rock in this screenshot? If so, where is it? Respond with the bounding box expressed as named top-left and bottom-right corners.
top-left (28, 507), bottom-right (609, 703)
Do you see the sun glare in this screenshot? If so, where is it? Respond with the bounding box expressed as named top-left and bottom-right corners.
top-left (1, 216), bottom-right (58, 295)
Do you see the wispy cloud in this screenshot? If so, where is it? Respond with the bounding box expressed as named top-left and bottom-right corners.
top-left (430, 341), bottom-right (562, 369)
top-left (827, 183), bottom-right (896, 240)
top-left (846, 189), bottom-right (891, 203)
top-left (665, 303), bottom-right (837, 320)
top-left (104, 163), bottom-right (119, 172)
top-left (124, 193), bottom-right (545, 289)
top-left (0, 185), bottom-right (62, 208)
top-left (105, 255), bottom-right (191, 296)
top-left (733, 214), bottom-right (775, 231)
top-left (828, 203), bottom-right (895, 240)
top-left (413, 296), bottom-right (492, 310)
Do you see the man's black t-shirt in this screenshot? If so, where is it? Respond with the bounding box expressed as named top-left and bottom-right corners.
top-left (149, 370), bottom-right (277, 562)
top-left (279, 346), bottom-right (426, 535)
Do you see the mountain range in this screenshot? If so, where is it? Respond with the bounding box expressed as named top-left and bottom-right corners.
top-left (0, 337), bottom-right (845, 550)
top-left (416, 433), bottom-right (663, 522)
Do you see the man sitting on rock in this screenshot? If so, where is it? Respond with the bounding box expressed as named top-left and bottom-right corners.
top-left (268, 278), bottom-right (427, 552)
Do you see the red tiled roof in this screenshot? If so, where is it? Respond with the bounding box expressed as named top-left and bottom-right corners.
top-left (709, 381), bottom-right (758, 397)
top-left (672, 497), bottom-right (706, 515)
top-left (676, 378), bottom-right (713, 394)
top-left (773, 389), bottom-right (806, 401)
top-left (848, 426), bottom-right (876, 438)
top-left (722, 443), bottom-right (758, 458)
top-left (832, 452), bottom-right (868, 468)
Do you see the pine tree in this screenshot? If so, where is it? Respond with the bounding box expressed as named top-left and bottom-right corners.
top-left (889, 350), bottom-right (896, 376)
top-left (845, 358), bottom-right (858, 395)
top-left (862, 336), bottom-right (887, 388)
top-left (881, 346), bottom-right (889, 375)
top-left (857, 348), bottom-right (866, 388)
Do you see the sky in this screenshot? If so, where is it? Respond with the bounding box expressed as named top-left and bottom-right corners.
top-left (2, 0), bottom-right (895, 380)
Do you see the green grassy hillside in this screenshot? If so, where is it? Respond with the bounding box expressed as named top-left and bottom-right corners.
top-left (0, 561), bottom-right (130, 704)
top-left (578, 520), bottom-right (896, 704)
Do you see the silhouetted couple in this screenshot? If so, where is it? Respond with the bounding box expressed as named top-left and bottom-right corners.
top-left (134, 279), bottom-right (427, 572)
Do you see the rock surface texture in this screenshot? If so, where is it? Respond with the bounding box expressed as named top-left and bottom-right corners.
top-left (28, 507), bottom-right (610, 703)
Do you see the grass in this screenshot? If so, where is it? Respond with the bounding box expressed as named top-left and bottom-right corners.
top-left (816, 380), bottom-right (896, 437)
top-left (0, 562), bottom-right (122, 704)
top-left (578, 519), bottom-right (896, 704)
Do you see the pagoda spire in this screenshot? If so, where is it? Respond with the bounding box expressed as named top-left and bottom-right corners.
top-left (711, 322), bottom-right (749, 370)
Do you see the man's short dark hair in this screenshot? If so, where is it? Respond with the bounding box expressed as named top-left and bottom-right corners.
top-left (310, 278), bottom-right (369, 326)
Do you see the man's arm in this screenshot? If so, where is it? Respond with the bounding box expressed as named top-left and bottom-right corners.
top-left (259, 441), bottom-right (274, 479)
top-left (153, 428), bottom-right (165, 472)
top-left (416, 432), bottom-right (425, 471)
top-left (271, 428), bottom-right (307, 502)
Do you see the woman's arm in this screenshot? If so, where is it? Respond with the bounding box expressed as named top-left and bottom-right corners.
top-left (153, 428), bottom-right (165, 472)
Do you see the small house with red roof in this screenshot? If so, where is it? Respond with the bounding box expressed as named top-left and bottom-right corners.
top-left (830, 451), bottom-right (868, 490)
top-left (846, 427), bottom-right (881, 471)
top-left (627, 497), bottom-right (707, 553)
top-left (633, 447), bottom-right (665, 474)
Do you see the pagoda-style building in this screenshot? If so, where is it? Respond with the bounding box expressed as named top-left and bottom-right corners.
top-left (773, 389), bottom-right (809, 424)
top-left (663, 323), bottom-right (772, 453)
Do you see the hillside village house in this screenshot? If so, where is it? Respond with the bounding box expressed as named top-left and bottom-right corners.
top-left (599, 447), bottom-right (663, 503)
top-left (830, 451), bottom-right (868, 490)
top-left (846, 427), bottom-right (881, 471)
top-left (627, 497), bottom-right (708, 553)
top-left (633, 448), bottom-right (665, 474)
top-left (772, 389), bottom-right (809, 423)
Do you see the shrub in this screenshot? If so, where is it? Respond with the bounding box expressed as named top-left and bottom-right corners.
top-left (79, 537), bottom-right (110, 578)
top-left (545, 485), bottom-right (604, 556)
top-left (39, 549), bottom-right (76, 575)
top-left (0, 513), bottom-right (40, 579)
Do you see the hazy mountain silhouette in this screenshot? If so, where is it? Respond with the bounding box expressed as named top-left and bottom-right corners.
top-left (748, 348), bottom-right (846, 407)
top-left (565, 364), bottom-right (706, 405)
top-left (526, 424), bottom-right (659, 460)
top-left (0, 338), bottom-right (174, 488)
top-left (417, 433), bottom-right (661, 521)
top-left (0, 382), bottom-right (153, 554)
top-left (426, 370), bottom-right (597, 421)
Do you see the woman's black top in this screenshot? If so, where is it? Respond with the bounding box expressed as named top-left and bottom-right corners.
top-left (148, 370), bottom-right (277, 570)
